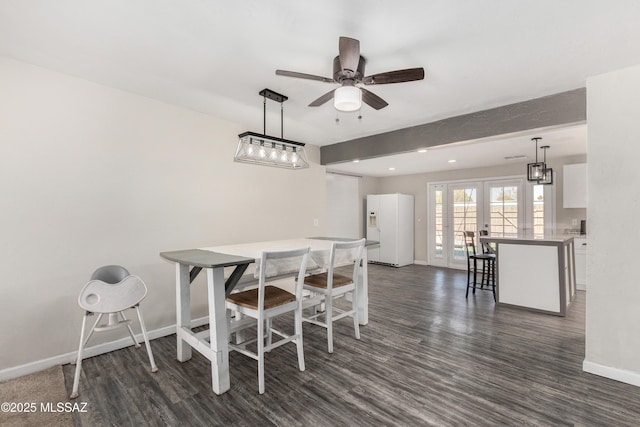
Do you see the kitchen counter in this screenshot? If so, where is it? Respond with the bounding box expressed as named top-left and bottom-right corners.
top-left (480, 235), bottom-right (576, 316)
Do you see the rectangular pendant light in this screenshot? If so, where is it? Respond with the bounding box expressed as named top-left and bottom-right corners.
top-left (234, 89), bottom-right (309, 170)
top-left (234, 131), bottom-right (309, 169)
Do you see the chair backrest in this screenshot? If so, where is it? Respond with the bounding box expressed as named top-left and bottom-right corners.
top-left (477, 229), bottom-right (494, 254)
top-left (79, 265), bottom-right (147, 313)
top-left (258, 247), bottom-right (310, 311)
top-left (327, 238), bottom-right (366, 290)
top-left (463, 231), bottom-right (477, 258)
top-left (90, 265), bottom-right (130, 284)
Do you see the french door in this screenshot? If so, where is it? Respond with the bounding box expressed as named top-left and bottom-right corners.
top-left (428, 178), bottom-right (534, 269)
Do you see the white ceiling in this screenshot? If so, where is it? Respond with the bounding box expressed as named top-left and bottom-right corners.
top-left (0, 1), bottom-right (638, 175)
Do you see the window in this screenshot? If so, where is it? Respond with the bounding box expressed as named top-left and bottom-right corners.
top-left (489, 185), bottom-right (519, 237)
top-left (452, 187), bottom-right (478, 260)
top-left (533, 185), bottom-right (545, 238)
top-left (434, 189), bottom-right (444, 257)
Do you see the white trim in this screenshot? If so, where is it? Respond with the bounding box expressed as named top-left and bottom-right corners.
top-left (428, 174), bottom-right (526, 186)
top-left (413, 259), bottom-right (428, 265)
top-left (583, 359), bottom-right (640, 387)
top-left (0, 316), bottom-right (210, 382)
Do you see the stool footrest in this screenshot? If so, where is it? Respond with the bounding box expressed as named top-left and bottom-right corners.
top-left (94, 319), bottom-right (132, 332)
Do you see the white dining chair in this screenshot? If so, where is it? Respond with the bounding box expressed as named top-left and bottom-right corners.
top-left (302, 238), bottom-right (365, 353)
top-left (225, 247), bottom-right (310, 394)
top-left (70, 265), bottom-right (157, 399)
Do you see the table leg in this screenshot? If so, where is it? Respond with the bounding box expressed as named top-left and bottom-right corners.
top-left (176, 263), bottom-right (192, 362)
top-left (358, 248), bottom-right (369, 325)
top-left (207, 267), bottom-right (230, 394)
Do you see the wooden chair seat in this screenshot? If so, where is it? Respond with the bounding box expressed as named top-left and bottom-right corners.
top-left (226, 286), bottom-right (295, 310)
top-left (303, 272), bottom-right (352, 289)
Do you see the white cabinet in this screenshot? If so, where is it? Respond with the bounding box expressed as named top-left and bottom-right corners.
top-left (574, 237), bottom-right (587, 290)
top-left (563, 163), bottom-right (587, 208)
top-left (366, 193), bottom-right (414, 267)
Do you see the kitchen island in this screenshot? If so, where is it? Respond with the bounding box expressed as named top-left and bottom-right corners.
top-left (479, 235), bottom-right (576, 316)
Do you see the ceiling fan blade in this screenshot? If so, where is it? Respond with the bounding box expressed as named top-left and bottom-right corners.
top-left (361, 88), bottom-right (389, 110)
top-left (276, 70), bottom-right (334, 83)
top-left (338, 36), bottom-right (360, 74)
top-left (363, 67), bottom-right (425, 85)
top-left (309, 89), bottom-right (336, 107)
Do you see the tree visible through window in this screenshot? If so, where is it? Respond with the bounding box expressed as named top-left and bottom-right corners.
top-left (453, 188), bottom-right (477, 259)
top-left (490, 186), bottom-right (518, 237)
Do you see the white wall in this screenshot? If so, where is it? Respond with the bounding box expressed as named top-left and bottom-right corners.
top-left (584, 63), bottom-right (640, 386)
top-left (0, 57), bottom-right (326, 373)
top-left (325, 173), bottom-right (359, 238)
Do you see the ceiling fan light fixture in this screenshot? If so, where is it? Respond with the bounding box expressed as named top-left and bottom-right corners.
top-left (334, 85), bottom-right (361, 112)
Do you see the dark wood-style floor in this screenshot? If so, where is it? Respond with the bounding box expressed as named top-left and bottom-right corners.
top-left (63, 264), bottom-right (640, 426)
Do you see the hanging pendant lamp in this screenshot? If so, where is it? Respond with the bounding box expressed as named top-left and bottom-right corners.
top-left (538, 145), bottom-right (553, 185)
top-left (527, 137), bottom-right (545, 181)
top-left (234, 89), bottom-right (309, 169)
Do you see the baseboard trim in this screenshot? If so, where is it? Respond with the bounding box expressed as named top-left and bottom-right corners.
top-left (413, 259), bottom-right (428, 265)
top-left (583, 359), bottom-right (640, 387)
top-left (0, 316), bottom-right (210, 382)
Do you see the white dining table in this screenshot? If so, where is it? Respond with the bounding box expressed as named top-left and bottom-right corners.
top-left (160, 237), bottom-right (376, 395)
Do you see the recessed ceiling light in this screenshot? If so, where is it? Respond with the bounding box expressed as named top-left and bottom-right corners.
top-left (504, 154), bottom-right (527, 160)
top-left (353, 159), bottom-right (360, 163)
top-left (418, 149), bottom-right (427, 153)
top-left (448, 159), bottom-right (457, 163)
top-left (388, 167), bottom-right (396, 171)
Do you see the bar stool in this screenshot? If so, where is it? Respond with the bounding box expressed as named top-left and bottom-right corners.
top-left (463, 231), bottom-right (496, 301)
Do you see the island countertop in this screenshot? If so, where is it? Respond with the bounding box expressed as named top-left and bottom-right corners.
top-left (480, 235), bottom-right (574, 244)
top-left (479, 234), bottom-right (576, 316)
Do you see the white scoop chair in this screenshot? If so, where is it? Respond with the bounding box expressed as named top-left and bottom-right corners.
top-left (225, 247), bottom-right (310, 394)
top-left (70, 265), bottom-right (157, 399)
top-left (302, 239), bottom-right (365, 353)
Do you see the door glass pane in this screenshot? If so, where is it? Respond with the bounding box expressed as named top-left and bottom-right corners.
top-left (489, 185), bottom-right (518, 237)
top-left (434, 190), bottom-right (444, 257)
top-left (452, 188), bottom-right (477, 260)
top-left (533, 185), bottom-right (544, 238)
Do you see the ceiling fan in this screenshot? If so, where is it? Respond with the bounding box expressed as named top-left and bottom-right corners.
top-left (276, 36), bottom-right (425, 112)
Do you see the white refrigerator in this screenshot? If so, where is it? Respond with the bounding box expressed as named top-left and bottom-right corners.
top-left (366, 193), bottom-right (414, 267)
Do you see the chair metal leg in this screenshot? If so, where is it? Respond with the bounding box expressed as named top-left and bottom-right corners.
top-left (81, 313), bottom-right (104, 349)
top-left (120, 311), bottom-right (141, 348)
top-left (491, 259), bottom-right (497, 302)
top-left (71, 313), bottom-right (90, 399)
top-left (480, 261), bottom-right (487, 289)
top-left (466, 262), bottom-right (471, 298)
top-left (135, 306), bottom-right (158, 372)
top-left (472, 259), bottom-right (478, 294)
